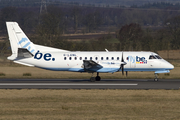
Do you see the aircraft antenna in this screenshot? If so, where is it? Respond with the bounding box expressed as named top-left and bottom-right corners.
top-left (105, 49), bottom-right (109, 52)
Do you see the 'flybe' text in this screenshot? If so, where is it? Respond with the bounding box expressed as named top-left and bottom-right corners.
top-left (18, 38), bottom-right (35, 54)
top-left (128, 56), bottom-right (147, 64)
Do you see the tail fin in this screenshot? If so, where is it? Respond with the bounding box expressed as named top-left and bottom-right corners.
top-left (6, 22), bottom-right (36, 60)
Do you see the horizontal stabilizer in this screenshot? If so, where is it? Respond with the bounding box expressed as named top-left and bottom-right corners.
top-left (7, 54), bottom-right (17, 60)
top-left (14, 61), bottom-right (34, 67)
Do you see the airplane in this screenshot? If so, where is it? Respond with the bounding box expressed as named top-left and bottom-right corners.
top-left (6, 22), bottom-right (174, 82)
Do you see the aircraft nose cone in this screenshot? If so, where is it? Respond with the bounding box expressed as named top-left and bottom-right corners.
top-left (168, 63), bottom-right (174, 70)
top-left (170, 64), bottom-right (174, 70)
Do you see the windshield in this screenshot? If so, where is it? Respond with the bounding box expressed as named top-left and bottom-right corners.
top-left (149, 55), bottom-right (156, 59)
top-left (155, 55), bottom-right (162, 59)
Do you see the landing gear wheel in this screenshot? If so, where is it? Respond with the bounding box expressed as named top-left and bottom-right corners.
top-left (95, 76), bottom-right (101, 81)
top-left (154, 73), bottom-right (158, 82)
top-left (154, 78), bottom-right (158, 82)
top-left (90, 77), bottom-right (96, 82)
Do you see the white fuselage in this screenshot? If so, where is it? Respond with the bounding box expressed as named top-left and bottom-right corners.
top-left (16, 51), bottom-right (174, 73)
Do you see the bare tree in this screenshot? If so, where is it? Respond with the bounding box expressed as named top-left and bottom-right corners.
top-left (165, 16), bottom-right (180, 49)
top-left (36, 5), bottom-right (63, 47)
top-left (71, 7), bottom-right (81, 33)
top-left (117, 23), bottom-right (143, 51)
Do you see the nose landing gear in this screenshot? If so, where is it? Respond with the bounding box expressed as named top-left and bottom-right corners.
top-left (154, 73), bottom-right (158, 82)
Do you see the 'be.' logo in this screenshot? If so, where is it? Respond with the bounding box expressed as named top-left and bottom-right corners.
top-left (34, 51), bottom-right (55, 61)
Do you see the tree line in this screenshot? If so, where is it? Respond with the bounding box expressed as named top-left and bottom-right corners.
top-left (1, 2), bottom-right (180, 32)
top-left (0, 4), bottom-right (180, 55)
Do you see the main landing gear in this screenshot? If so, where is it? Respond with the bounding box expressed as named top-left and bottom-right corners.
top-left (90, 72), bottom-right (101, 82)
top-left (154, 73), bottom-right (158, 82)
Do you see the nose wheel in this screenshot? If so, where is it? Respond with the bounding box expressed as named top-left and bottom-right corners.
top-left (154, 73), bottom-right (158, 82)
top-left (154, 78), bottom-right (158, 82)
top-left (90, 72), bottom-right (101, 82)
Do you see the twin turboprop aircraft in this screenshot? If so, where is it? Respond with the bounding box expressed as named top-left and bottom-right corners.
top-left (6, 22), bottom-right (174, 82)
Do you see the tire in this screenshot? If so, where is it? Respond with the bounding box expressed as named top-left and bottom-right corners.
top-left (95, 76), bottom-right (101, 81)
top-left (90, 77), bottom-right (96, 82)
top-left (154, 78), bottom-right (158, 82)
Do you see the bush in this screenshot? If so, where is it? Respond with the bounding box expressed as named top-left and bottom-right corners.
top-left (164, 73), bottom-right (170, 76)
top-left (0, 73), bottom-right (5, 76)
top-left (23, 73), bottom-right (32, 76)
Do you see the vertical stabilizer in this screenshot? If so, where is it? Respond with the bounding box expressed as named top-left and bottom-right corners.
top-left (6, 22), bottom-right (36, 60)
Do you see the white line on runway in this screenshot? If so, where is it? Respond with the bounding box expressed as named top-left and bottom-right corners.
top-left (0, 83), bottom-right (138, 86)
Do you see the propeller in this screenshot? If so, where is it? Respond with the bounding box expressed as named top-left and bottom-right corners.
top-left (120, 52), bottom-right (127, 75)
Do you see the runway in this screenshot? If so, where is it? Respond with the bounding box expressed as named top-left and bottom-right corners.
top-left (0, 79), bottom-right (179, 89)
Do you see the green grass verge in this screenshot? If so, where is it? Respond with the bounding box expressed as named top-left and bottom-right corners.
top-left (0, 89), bottom-right (180, 120)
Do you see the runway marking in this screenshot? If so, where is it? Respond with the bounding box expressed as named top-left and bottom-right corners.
top-left (0, 83), bottom-right (138, 86)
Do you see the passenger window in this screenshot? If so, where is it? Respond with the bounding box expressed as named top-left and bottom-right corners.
top-left (85, 57), bottom-right (87, 60)
top-left (74, 57), bottom-right (77, 60)
top-left (101, 57), bottom-right (103, 60)
top-left (117, 57), bottom-right (119, 60)
top-left (69, 57), bottom-right (72, 60)
top-left (80, 57), bottom-right (82, 60)
top-left (90, 57), bottom-right (92, 60)
top-left (64, 57), bottom-right (66, 60)
top-left (106, 57), bottom-right (109, 60)
top-left (149, 55), bottom-right (156, 59)
top-left (112, 57), bottom-right (114, 60)
top-left (95, 57), bottom-right (98, 60)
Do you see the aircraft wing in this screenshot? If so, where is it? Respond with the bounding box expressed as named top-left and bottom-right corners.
top-left (83, 60), bottom-right (102, 72)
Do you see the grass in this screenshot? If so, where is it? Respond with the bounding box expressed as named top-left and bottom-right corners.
top-left (0, 66), bottom-right (178, 79)
top-left (0, 89), bottom-right (180, 120)
top-left (23, 73), bottom-right (32, 76)
top-left (0, 58), bottom-right (179, 119)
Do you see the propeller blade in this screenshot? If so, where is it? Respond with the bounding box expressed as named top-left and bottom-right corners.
top-left (121, 52), bottom-right (124, 75)
top-left (121, 52), bottom-right (124, 62)
top-left (121, 64), bottom-right (124, 75)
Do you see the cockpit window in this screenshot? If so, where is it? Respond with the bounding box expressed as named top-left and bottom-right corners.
top-left (155, 55), bottom-right (162, 59)
top-left (149, 55), bottom-right (156, 59)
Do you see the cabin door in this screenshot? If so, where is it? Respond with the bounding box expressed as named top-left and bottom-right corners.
top-left (130, 56), bottom-right (136, 68)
